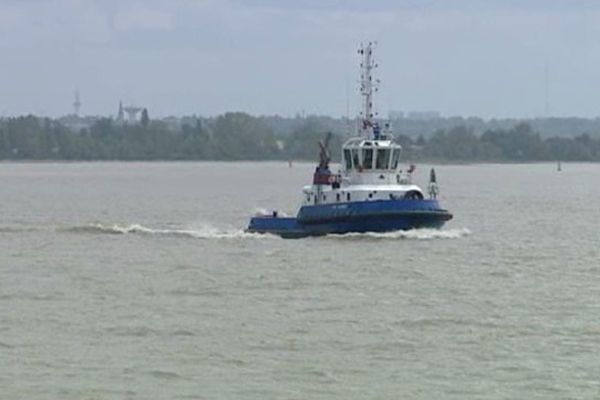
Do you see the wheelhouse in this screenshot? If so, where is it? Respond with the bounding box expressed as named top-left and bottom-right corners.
top-left (342, 138), bottom-right (402, 173)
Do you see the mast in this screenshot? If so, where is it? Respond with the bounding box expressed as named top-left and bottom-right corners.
top-left (358, 42), bottom-right (379, 139)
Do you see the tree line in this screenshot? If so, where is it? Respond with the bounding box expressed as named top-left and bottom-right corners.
top-left (1, 113), bottom-right (600, 162)
top-left (402, 123), bottom-right (600, 162)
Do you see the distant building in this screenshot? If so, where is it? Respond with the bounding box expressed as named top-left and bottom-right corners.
top-left (116, 100), bottom-right (143, 124)
top-left (388, 110), bottom-right (405, 119)
top-left (161, 115), bottom-right (201, 131)
top-left (58, 114), bottom-right (100, 132)
top-left (162, 116), bottom-right (180, 130)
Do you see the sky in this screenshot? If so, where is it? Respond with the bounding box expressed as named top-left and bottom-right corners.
top-left (2, 0), bottom-right (600, 119)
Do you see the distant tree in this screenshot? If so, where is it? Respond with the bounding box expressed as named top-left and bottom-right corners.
top-left (141, 108), bottom-right (150, 128)
top-left (212, 112), bottom-right (280, 160)
top-left (284, 119), bottom-right (343, 161)
top-left (5, 113), bottom-right (600, 162)
top-left (178, 119), bottom-right (211, 159)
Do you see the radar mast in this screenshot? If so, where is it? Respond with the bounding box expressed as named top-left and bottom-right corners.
top-left (358, 42), bottom-right (380, 139)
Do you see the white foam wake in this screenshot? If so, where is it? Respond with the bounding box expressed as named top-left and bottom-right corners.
top-left (65, 223), bottom-right (469, 241)
top-left (64, 223), bottom-right (272, 240)
top-left (328, 228), bottom-right (471, 240)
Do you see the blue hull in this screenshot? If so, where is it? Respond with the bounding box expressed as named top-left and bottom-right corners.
top-left (248, 199), bottom-right (452, 238)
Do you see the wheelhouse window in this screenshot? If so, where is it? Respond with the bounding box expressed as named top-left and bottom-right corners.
top-left (351, 149), bottom-right (360, 170)
top-left (390, 149), bottom-right (401, 169)
top-left (362, 148), bottom-right (373, 170)
top-left (376, 149), bottom-right (390, 169)
top-left (343, 149), bottom-right (352, 170)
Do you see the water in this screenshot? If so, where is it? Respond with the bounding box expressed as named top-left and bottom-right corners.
top-left (1, 161), bottom-right (599, 399)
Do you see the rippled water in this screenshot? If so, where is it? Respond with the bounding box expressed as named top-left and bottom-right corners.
top-left (1, 161), bottom-right (599, 399)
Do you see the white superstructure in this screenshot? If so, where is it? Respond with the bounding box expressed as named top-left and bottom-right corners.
top-left (302, 42), bottom-right (425, 206)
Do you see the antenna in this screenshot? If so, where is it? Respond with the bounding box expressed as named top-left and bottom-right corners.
top-left (358, 41), bottom-right (379, 138)
top-left (117, 100), bottom-right (124, 122)
top-left (73, 89), bottom-right (81, 116)
top-left (345, 72), bottom-right (351, 135)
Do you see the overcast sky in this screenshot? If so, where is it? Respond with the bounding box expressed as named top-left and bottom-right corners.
top-left (2, 0), bottom-right (600, 118)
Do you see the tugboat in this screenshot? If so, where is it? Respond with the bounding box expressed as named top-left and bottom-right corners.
top-left (247, 42), bottom-right (452, 238)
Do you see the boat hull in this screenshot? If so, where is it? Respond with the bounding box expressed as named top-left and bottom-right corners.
top-left (247, 199), bottom-right (452, 238)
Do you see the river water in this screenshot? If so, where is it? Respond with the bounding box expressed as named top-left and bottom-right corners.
top-left (1, 161), bottom-right (599, 399)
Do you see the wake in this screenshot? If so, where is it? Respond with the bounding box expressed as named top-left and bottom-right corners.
top-left (63, 223), bottom-right (270, 240)
top-left (62, 223), bottom-right (469, 241)
top-left (327, 228), bottom-right (471, 240)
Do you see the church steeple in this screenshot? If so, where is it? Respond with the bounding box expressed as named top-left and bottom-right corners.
top-left (117, 100), bottom-right (124, 123)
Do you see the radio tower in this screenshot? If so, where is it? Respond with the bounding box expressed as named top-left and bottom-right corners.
top-left (73, 90), bottom-right (81, 116)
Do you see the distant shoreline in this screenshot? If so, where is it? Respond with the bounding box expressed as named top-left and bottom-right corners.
top-left (3, 115), bottom-right (600, 162)
top-left (0, 159), bottom-right (581, 166)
